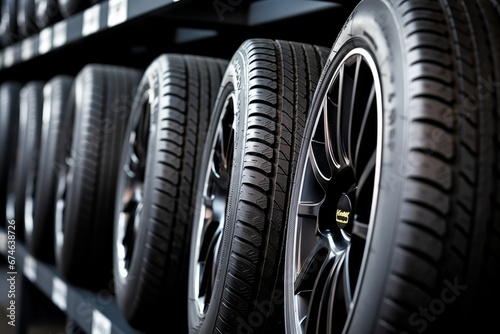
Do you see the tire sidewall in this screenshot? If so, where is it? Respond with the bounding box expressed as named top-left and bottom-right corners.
top-left (0, 84), bottom-right (20, 223)
top-left (30, 76), bottom-right (72, 261)
top-left (188, 49), bottom-right (249, 334)
top-left (113, 58), bottom-right (161, 315)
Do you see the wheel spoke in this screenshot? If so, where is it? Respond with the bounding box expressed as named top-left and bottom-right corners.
top-left (326, 254), bottom-right (348, 333)
top-left (209, 161), bottom-right (229, 193)
top-left (356, 151), bottom-right (376, 196)
top-left (343, 245), bottom-right (353, 309)
top-left (335, 65), bottom-right (345, 166)
top-left (317, 257), bottom-right (339, 334)
top-left (303, 256), bottom-right (335, 334)
top-left (216, 125), bottom-right (228, 172)
top-left (199, 217), bottom-right (221, 264)
top-left (351, 219), bottom-right (369, 240)
top-left (199, 225), bottom-right (222, 295)
top-left (294, 237), bottom-right (329, 294)
top-left (354, 84), bottom-right (375, 165)
top-left (323, 101), bottom-right (338, 172)
top-left (297, 200), bottom-right (321, 218)
top-left (217, 98), bottom-right (235, 172)
top-left (348, 56), bottom-right (362, 164)
top-left (309, 143), bottom-right (332, 191)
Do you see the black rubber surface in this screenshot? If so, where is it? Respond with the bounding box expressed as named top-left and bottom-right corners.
top-left (0, 82), bottom-right (21, 225)
top-left (13, 81), bottom-right (44, 242)
top-left (17, 0), bottom-right (37, 37)
top-left (55, 64), bottom-right (141, 290)
top-left (34, 0), bottom-right (61, 29)
top-left (25, 76), bottom-right (73, 263)
top-left (113, 54), bottom-right (227, 333)
top-left (188, 39), bottom-right (328, 334)
top-left (0, 0), bottom-right (17, 46)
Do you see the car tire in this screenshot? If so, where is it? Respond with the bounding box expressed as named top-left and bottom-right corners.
top-left (17, 0), bottom-right (37, 37)
top-left (0, 0), bottom-right (17, 46)
top-left (54, 64), bottom-right (141, 290)
top-left (57, 0), bottom-right (100, 18)
top-left (113, 54), bottom-right (227, 332)
top-left (35, 0), bottom-right (61, 29)
top-left (13, 81), bottom-right (44, 241)
top-left (0, 82), bottom-right (21, 225)
top-left (24, 76), bottom-right (73, 263)
top-left (187, 39), bottom-right (328, 334)
top-left (284, 0), bottom-right (500, 333)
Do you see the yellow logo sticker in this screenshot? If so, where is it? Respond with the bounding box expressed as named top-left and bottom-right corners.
top-left (336, 209), bottom-right (350, 224)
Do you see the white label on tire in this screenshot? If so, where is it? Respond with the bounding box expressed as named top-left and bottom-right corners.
top-left (0, 230), bottom-right (7, 254)
top-left (83, 5), bottom-right (101, 36)
top-left (53, 21), bottom-right (67, 48)
top-left (22, 38), bottom-right (35, 61)
top-left (23, 255), bottom-right (37, 281)
top-left (107, 0), bottom-right (127, 27)
top-left (4, 47), bottom-right (15, 67)
top-left (92, 310), bottom-right (111, 334)
top-left (39, 28), bottom-right (52, 54)
top-left (52, 277), bottom-right (67, 311)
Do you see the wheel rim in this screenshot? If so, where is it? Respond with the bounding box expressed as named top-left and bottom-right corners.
top-left (116, 91), bottom-right (150, 279)
top-left (24, 173), bottom-right (35, 239)
top-left (55, 151), bottom-right (73, 260)
top-left (290, 48), bottom-right (383, 333)
top-left (192, 92), bottom-right (236, 316)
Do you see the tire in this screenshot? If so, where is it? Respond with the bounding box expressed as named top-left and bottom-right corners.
top-left (35, 0), bottom-right (61, 29)
top-left (0, 0), bottom-right (17, 46)
top-left (17, 0), bottom-right (37, 37)
top-left (54, 64), bottom-right (141, 290)
top-left (0, 82), bottom-right (21, 225)
top-left (187, 39), bottom-right (328, 334)
top-left (113, 54), bottom-right (227, 332)
top-left (284, 1), bottom-right (500, 333)
top-left (57, 0), bottom-right (100, 18)
top-left (24, 76), bottom-right (73, 263)
top-left (13, 81), bottom-right (44, 241)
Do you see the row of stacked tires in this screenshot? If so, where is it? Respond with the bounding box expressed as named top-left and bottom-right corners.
top-left (0, 0), bottom-right (101, 46)
top-left (1, 0), bottom-right (500, 333)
